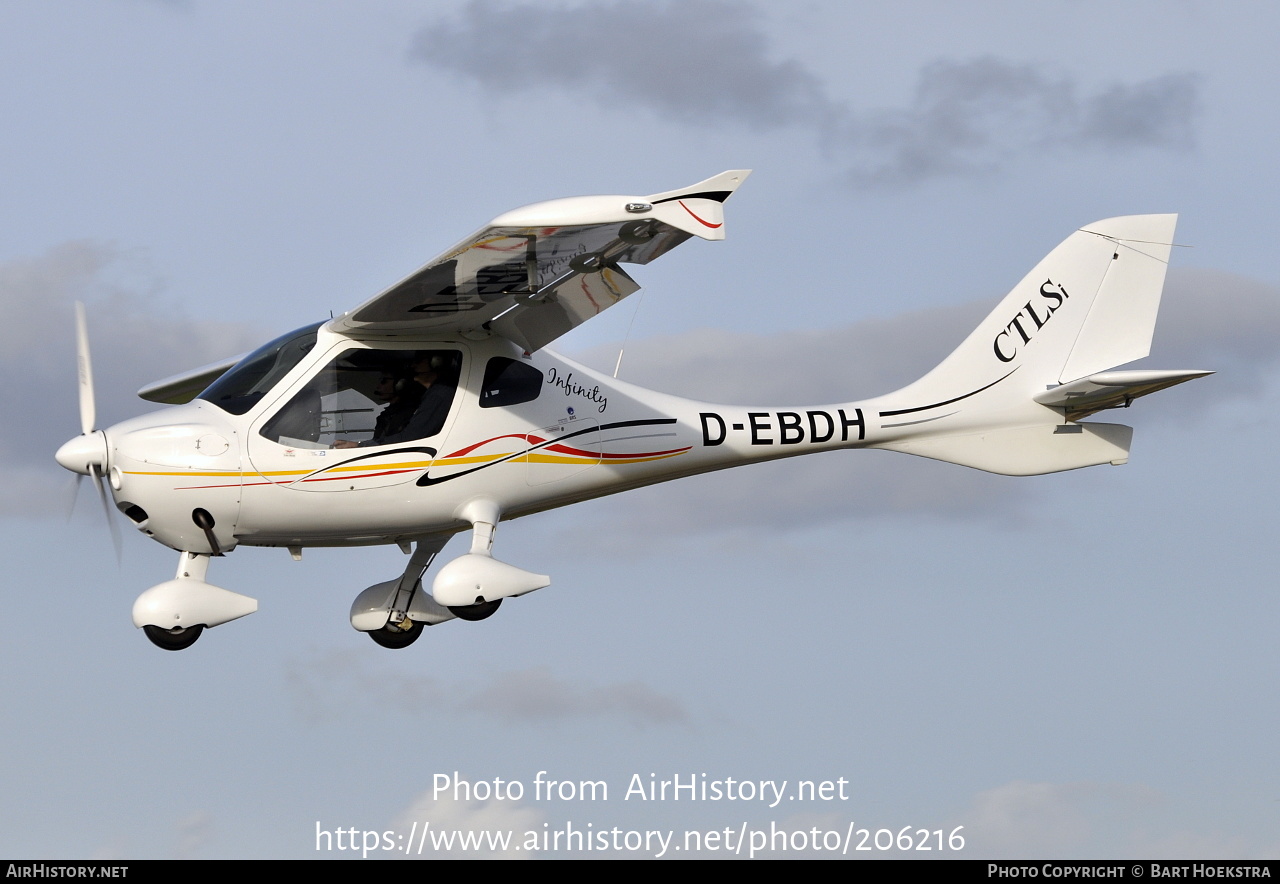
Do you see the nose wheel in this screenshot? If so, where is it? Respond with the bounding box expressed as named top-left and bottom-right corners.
top-left (134, 553), bottom-right (258, 651)
top-left (142, 624), bottom-right (204, 651)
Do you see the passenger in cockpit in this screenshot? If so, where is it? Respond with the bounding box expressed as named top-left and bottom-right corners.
top-left (334, 353), bottom-right (455, 449)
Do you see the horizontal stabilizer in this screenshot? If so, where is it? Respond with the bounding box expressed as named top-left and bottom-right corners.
top-left (1035, 370), bottom-right (1213, 421)
top-left (872, 422), bottom-right (1132, 476)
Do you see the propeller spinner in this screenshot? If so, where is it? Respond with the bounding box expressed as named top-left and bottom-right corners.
top-left (55, 302), bottom-right (121, 559)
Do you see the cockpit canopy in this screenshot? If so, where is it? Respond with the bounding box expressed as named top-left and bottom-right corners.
top-left (198, 322), bottom-right (322, 415)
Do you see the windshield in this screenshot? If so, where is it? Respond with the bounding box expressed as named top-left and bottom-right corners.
top-left (198, 321), bottom-right (323, 415)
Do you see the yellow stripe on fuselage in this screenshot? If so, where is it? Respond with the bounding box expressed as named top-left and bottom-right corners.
top-left (124, 459), bottom-right (435, 478)
top-left (123, 449), bottom-right (687, 479)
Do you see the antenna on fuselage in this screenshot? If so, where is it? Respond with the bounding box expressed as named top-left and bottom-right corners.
top-left (612, 290), bottom-right (646, 379)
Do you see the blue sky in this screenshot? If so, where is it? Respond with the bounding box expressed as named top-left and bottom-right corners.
top-left (2, 0), bottom-right (1277, 859)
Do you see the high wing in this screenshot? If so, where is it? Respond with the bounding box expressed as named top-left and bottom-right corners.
top-left (135, 171), bottom-right (749, 404)
top-left (330, 170), bottom-right (750, 351)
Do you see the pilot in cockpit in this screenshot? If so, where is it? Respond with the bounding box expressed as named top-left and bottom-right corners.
top-left (367, 369), bottom-right (422, 442)
top-left (334, 352), bottom-right (456, 449)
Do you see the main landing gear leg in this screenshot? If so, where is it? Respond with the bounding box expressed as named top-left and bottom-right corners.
top-left (367, 540), bottom-right (440, 649)
top-left (446, 501), bottom-right (504, 622)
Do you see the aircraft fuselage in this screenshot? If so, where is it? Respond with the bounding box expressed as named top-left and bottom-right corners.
top-left (104, 324), bottom-right (879, 554)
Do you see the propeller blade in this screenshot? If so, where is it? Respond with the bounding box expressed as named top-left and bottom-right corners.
top-left (75, 301), bottom-right (96, 436)
top-left (92, 465), bottom-right (122, 564)
top-left (65, 473), bottom-right (83, 522)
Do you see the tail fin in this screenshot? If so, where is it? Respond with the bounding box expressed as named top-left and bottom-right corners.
top-left (872, 214), bottom-right (1211, 475)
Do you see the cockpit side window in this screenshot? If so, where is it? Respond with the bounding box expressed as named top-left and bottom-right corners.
top-left (479, 357), bottom-right (543, 408)
top-left (199, 321), bottom-right (323, 415)
top-left (259, 348), bottom-right (461, 449)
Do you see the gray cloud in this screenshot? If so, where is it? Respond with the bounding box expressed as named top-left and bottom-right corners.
top-left (286, 649), bottom-right (444, 724)
top-left (0, 242), bottom-right (263, 516)
top-left (463, 666), bottom-right (686, 726)
top-left (411, 0), bottom-right (835, 130)
top-left (567, 267), bottom-right (1277, 537)
top-left (846, 60), bottom-right (1198, 188)
top-left (410, 1), bottom-right (1198, 188)
top-left (288, 651), bottom-right (687, 728)
top-left (1146, 267), bottom-right (1280, 398)
top-left (1079, 74), bottom-right (1199, 150)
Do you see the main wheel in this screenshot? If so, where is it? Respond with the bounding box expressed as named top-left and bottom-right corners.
top-left (143, 624), bottom-right (204, 651)
top-left (368, 619), bottom-right (424, 649)
top-left (448, 598), bottom-right (502, 622)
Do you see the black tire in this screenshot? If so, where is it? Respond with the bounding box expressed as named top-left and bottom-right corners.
top-left (448, 598), bottom-right (502, 622)
top-left (143, 624), bottom-right (204, 651)
top-left (368, 619), bottom-right (424, 649)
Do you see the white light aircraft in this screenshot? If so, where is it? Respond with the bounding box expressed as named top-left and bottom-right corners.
top-left (55, 171), bottom-right (1211, 650)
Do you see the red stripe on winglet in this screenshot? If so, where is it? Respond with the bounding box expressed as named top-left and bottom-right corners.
top-left (678, 200), bottom-right (722, 229)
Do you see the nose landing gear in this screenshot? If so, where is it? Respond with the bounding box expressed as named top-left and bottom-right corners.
top-left (132, 551), bottom-right (258, 651)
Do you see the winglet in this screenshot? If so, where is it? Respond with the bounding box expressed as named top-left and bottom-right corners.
top-left (644, 169), bottom-right (751, 241)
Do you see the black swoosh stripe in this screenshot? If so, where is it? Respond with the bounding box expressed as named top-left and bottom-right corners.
top-left (651, 191), bottom-right (732, 204)
top-left (288, 446), bottom-right (437, 484)
top-left (878, 368), bottom-right (1018, 417)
